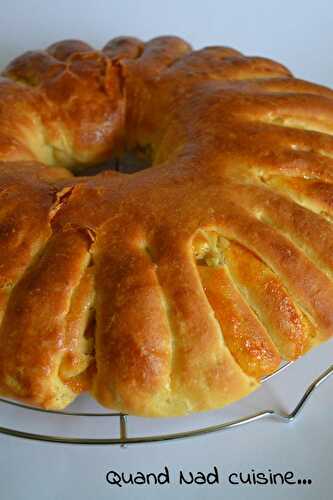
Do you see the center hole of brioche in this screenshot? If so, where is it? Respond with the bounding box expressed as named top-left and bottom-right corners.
top-left (73, 145), bottom-right (153, 177)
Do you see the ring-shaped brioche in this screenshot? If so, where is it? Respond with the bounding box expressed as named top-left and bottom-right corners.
top-left (0, 36), bottom-right (332, 415)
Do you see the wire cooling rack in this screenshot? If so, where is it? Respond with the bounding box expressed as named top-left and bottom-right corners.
top-left (0, 360), bottom-right (332, 446)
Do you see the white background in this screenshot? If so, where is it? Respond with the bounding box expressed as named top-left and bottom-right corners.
top-left (0, 1), bottom-right (333, 499)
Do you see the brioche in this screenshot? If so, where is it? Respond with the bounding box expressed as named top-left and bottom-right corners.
top-left (0, 36), bottom-right (332, 415)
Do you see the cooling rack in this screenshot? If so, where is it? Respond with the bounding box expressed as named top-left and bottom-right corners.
top-left (0, 360), bottom-right (332, 446)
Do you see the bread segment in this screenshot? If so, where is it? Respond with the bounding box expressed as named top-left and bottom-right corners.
top-left (0, 228), bottom-right (93, 408)
top-left (198, 265), bottom-right (281, 378)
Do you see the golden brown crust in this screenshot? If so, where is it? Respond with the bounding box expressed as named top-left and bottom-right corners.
top-left (0, 36), bottom-right (332, 415)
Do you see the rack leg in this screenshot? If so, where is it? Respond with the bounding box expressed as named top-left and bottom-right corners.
top-left (119, 414), bottom-right (128, 448)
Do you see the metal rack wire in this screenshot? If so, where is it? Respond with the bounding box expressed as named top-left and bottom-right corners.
top-left (0, 361), bottom-right (332, 446)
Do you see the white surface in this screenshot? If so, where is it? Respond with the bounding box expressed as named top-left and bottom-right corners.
top-left (0, 1), bottom-right (333, 499)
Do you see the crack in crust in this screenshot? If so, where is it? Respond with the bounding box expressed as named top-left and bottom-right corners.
top-left (0, 36), bottom-right (333, 415)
